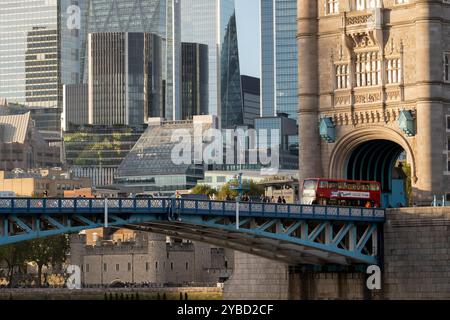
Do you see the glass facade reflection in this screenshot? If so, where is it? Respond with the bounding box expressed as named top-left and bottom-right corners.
top-left (181, 0), bottom-right (243, 128)
top-left (261, 0), bottom-right (298, 122)
top-left (88, 32), bottom-right (162, 126)
top-left (0, 0), bottom-right (83, 120)
top-left (115, 119), bottom-right (212, 193)
top-left (221, 13), bottom-right (243, 128)
top-left (83, 0), bottom-right (180, 121)
top-left (181, 43), bottom-right (209, 120)
top-left (254, 113), bottom-right (299, 169)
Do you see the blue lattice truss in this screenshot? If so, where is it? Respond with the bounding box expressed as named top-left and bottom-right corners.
top-left (0, 198), bottom-right (385, 266)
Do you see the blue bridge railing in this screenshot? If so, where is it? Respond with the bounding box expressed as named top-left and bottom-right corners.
top-left (0, 198), bottom-right (385, 222)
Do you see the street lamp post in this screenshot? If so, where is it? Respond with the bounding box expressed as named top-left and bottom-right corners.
top-left (231, 173), bottom-right (246, 230)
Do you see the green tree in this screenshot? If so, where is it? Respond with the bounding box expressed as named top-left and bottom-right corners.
top-left (26, 235), bottom-right (70, 287)
top-left (0, 242), bottom-right (30, 287)
top-left (190, 184), bottom-right (217, 198)
top-left (217, 179), bottom-right (264, 200)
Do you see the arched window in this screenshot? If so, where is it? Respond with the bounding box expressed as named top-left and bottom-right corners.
top-left (386, 58), bottom-right (401, 84)
top-left (356, 51), bottom-right (381, 87)
top-left (335, 64), bottom-right (350, 89)
top-left (355, 0), bottom-right (380, 10)
top-left (325, 0), bottom-right (339, 15)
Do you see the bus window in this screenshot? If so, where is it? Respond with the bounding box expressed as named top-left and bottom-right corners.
top-left (361, 184), bottom-right (369, 191)
top-left (347, 183), bottom-right (356, 190)
top-left (338, 182), bottom-right (347, 189)
top-left (370, 183), bottom-right (380, 191)
top-left (329, 182), bottom-right (338, 189)
top-left (319, 181), bottom-right (329, 188)
top-left (303, 180), bottom-right (318, 190)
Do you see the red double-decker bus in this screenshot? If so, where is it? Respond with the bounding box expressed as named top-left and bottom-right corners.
top-left (301, 178), bottom-right (381, 208)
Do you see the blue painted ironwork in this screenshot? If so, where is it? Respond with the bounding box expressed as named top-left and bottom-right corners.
top-left (0, 198), bottom-right (385, 265)
top-left (398, 109), bottom-right (416, 136)
top-left (319, 117), bottom-right (336, 143)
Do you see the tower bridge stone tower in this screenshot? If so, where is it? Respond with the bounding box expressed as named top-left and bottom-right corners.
top-left (298, 0), bottom-right (450, 204)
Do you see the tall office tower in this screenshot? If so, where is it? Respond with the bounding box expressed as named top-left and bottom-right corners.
top-left (83, 0), bottom-right (181, 121)
top-left (241, 76), bottom-right (260, 127)
top-left (181, 43), bottom-right (209, 120)
top-left (88, 32), bottom-right (162, 126)
top-left (181, 0), bottom-right (243, 128)
top-left (260, 0), bottom-right (298, 121)
top-left (164, 0), bottom-right (182, 120)
top-left (0, 0), bottom-right (84, 130)
top-left (62, 84), bottom-right (89, 132)
top-left (25, 27), bottom-right (60, 108)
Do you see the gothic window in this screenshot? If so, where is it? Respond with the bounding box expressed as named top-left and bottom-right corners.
top-left (325, 0), bottom-right (339, 15)
top-left (336, 64), bottom-right (350, 89)
top-left (356, 51), bottom-right (381, 87)
top-left (386, 58), bottom-right (401, 84)
top-left (447, 115), bottom-right (450, 130)
top-left (355, 0), bottom-right (380, 10)
top-left (444, 53), bottom-right (450, 82)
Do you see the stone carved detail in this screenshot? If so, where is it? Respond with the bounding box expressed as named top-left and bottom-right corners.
top-left (334, 92), bottom-right (352, 106)
top-left (354, 91), bottom-right (382, 104)
top-left (327, 107), bottom-right (416, 127)
top-left (346, 14), bottom-right (373, 26)
top-left (349, 32), bottom-right (377, 49)
top-left (386, 88), bottom-right (401, 101)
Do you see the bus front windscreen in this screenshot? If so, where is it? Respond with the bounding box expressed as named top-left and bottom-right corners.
top-left (303, 180), bottom-right (318, 190)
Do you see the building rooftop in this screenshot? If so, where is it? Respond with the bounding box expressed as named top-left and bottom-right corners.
top-left (116, 117), bottom-right (216, 178)
top-left (0, 112), bottom-right (30, 143)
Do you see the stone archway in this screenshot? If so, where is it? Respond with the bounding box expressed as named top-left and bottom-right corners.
top-left (329, 126), bottom-right (417, 206)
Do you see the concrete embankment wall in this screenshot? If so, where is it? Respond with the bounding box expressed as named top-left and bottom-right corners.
top-left (224, 207), bottom-right (450, 300)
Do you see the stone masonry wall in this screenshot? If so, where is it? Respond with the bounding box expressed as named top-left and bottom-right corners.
top-left (382, 207), bottom-right (450, 299)
top-left (223, 251), bottom-right (289, 300)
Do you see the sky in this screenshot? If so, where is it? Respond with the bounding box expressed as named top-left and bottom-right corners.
top-left (235, 0), bottom-right (260, 78)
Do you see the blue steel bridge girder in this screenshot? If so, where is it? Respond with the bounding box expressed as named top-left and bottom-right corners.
top-left (0, 198), bottom-right (385, 266)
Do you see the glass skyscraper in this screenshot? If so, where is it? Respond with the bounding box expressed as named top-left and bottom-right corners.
top-left (83, 0), bottom-right (181, 121)
top-left (181, 43), bottom-right (209, 120)
top-left (181, 0), bottom-right (243, 128)
top-left (261, 0), bottom-right (298, 122)
top-left (88, 32), bottom-right (162, 126)
top-left (0, 0), bottom-right (83, 109)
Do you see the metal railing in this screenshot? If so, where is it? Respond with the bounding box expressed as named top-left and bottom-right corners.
top-left (0, 198), bottom-right (385, 222)
top-left (432, 195), bottom-right (450, 207)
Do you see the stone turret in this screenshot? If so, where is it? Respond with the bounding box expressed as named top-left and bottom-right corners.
top-left (297, 0), bottom-right (322, 185)
top-left (296, 0), bottom-right (449, 204)
top-left (413, 1), bottom-right (445, 201)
